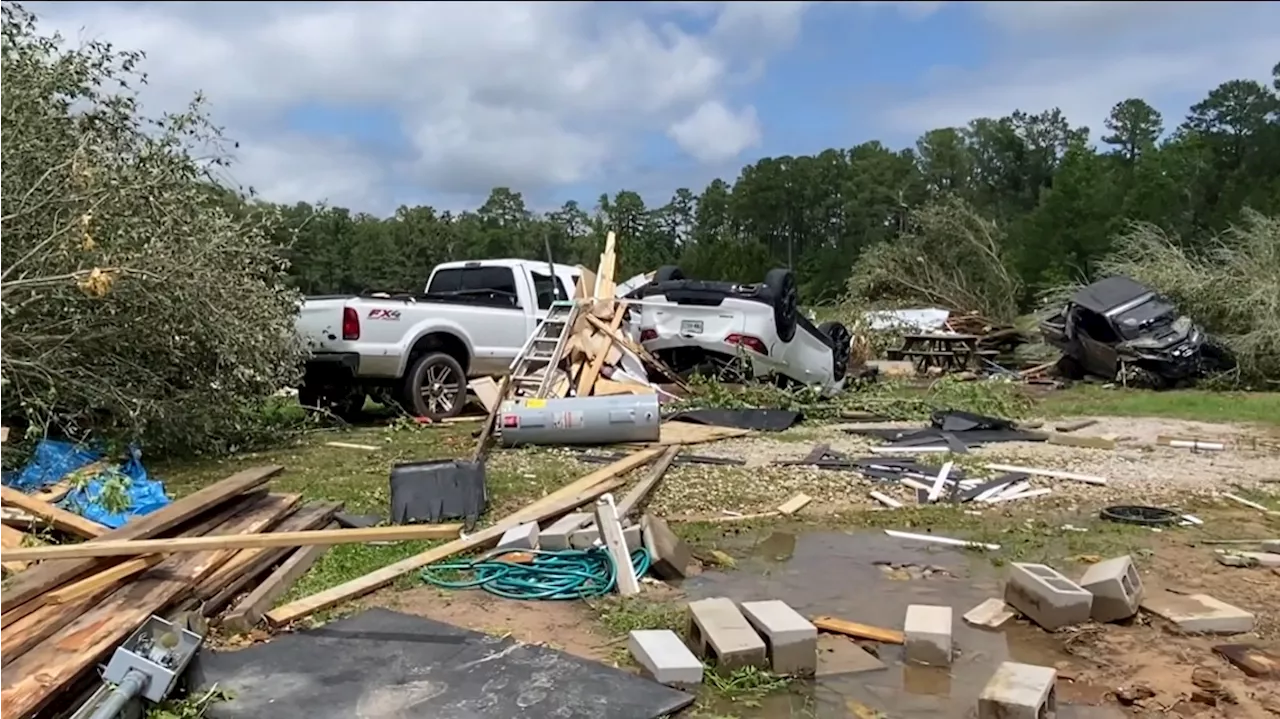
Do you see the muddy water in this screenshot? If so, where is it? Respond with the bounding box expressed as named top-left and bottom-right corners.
top-left (685, 531), bottom-right (1125, 719)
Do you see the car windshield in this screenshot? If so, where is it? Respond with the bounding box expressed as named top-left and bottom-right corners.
top-left (1113, 297), bottom-right (1177, 340)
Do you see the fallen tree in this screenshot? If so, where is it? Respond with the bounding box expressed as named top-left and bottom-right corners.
top-left (842, 195), bottom-right (1022, 323)
top-left (1, 4), bottom-right (304, 455)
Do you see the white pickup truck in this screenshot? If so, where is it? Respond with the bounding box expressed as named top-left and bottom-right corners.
top-left (296, 259), bottom-right (583, 419)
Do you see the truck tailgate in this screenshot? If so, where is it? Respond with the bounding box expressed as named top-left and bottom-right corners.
top-left (296, 298), bottom-right (350, 352)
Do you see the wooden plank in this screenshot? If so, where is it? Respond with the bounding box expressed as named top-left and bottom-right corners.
top-left (264, 447), bottom-right (663, 626)
top-left (777, 493), bottom-right (813, 516)
top-left (0, 492), bottom-right (298, 718)
top-left (1, 525), bottom-right (29, 574)
top-left (576, 302), bottom-right (627, 396)
top-left (0, 486), bottom-right (105, 540)
top-left (0, 465), bottom-right (282, 611)
top-left (4, 521), bottom-right (462, 562)
top-left (472, 374), bottom-right (511, 464)
top-left (616, 445), bottom-right (680, 518)
top-left (198, 501), bottom-right (342, 614)
top-left (221, 522), bottom-right (339, 634)
top-left (811, 615), bottom-right (905, 645)
top-left (30, 480), bottom-right (73, 504)
top-left (43, 556), bottom-right (163, 606)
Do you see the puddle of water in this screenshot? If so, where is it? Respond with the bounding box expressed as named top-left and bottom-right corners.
top-left (687, 530), bottom-right (1125, 719)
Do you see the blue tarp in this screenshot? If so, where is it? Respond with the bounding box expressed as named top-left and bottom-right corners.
top-left (2, 439), bottom-right (170, 529)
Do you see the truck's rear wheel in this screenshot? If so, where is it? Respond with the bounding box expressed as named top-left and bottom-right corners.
top-left (403, 352), bottom-right (466, 420)
top-left (299, 384), bottom-right (365, 422)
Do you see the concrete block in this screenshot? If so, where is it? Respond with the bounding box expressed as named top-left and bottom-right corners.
top-left (687, 597), bottom-right (767, 672)
top-left (1260, 539), bottom-right (1280, 553)
top-left (1140, 591), bottom-right (1255, 634)
top-left (978, 661), bottom-right (1057, 719)
top-left (569, 522), bottom-right (642, 552)
top-left (1004, 563), bottom-right (1092, 631)
top-left (815, 635), bottom-right (886, 677)
top-left (496, 521), bottom-right (539, 550)
top-left (628, 629), bottom-right (703, 691)
top-left (904, 604), bottom-right (953, 666)
top-left (1238, 551), bottom-right (1280, 567)
top-left (740, 600), bottom-right (817, 676)
top-left (540, 513), bottom-right (592, 550)
top-left (1078, 555), bottom-right (1143, 622)
top-left (642, 514), bottom-right (692, 579)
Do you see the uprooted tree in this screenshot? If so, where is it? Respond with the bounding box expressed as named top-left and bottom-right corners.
top-left (842, 195), bottom-right (1023, 323)
top-left (0, 4), bottom-right (304, 456)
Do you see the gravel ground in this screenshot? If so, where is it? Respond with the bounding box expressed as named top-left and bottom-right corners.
top-left (642, 416), bottom-right (1280, 516)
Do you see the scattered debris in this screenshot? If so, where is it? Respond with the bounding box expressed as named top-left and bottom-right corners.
top-left (1139, 590), bottom-right (1256, 634)
top-left (963, 599), bottom-right (1016, 629)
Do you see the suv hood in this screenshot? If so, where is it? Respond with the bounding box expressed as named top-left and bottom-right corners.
top-left (1117, 315), bottom-right (1201, 355)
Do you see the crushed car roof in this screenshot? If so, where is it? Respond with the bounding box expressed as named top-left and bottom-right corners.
top-left (1070, 275), bottom-right (1153, 314)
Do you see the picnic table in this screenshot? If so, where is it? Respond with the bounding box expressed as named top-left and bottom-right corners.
top-left (886, 333), bottom-right (998, 373)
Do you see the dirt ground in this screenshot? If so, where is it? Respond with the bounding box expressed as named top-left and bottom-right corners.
top-left (641, 415), bottom-right (1280, 518)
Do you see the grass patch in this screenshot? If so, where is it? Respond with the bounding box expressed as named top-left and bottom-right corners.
top-left (702, 666), bottom-right (792, 707)
top-left (593, 595), bottom-right (686, 637)
top-left (1039, 385), bottom-right (1280, 426)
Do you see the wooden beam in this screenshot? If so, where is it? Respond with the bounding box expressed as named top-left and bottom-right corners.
top-left (195, 500), bottom-right (341, 613)
top-left (0, 486), bottom-right (105, 540)
top-left (3, 522), bottom-right (462, 562)
top-left (472, 374), bottom-right (510, 464)
top-left (1, 525), bottom-right (29, 574)
top-left (812, 615), bottom-right (904, 644)
top-left (576, 302), bottom-right (627, 396)
top-left (221, 522), bottom-right (338, 633)
top-left (264, 447), bottom-right (663, 626)
top-left (0, 465), bottom-right (282, 611)
top-left (0, 493), bottom-right (299, 718)
top-left (616, 445), bottom-right (680, 518)
top-left (43, 556), bottom-right (163, 606)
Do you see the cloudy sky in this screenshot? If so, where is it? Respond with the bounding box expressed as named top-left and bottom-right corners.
top-left (28, 1), bottom-right (1279, 215)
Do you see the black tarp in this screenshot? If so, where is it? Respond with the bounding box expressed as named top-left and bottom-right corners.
top-left (669, 408), bottom-right (803, 432)
top-left (193, 608), bottom-right (696, 719)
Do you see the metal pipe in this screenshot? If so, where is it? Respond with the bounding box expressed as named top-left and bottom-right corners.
top-left (88, 669), bottom-right (148, 719)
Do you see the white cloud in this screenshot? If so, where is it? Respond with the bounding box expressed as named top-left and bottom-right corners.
top-left (668, 101), bottom-right (763, 164)
top-left (28, 1), bottom-right (810, 211)
top-left (884, 1), bottom-right (1280, 139)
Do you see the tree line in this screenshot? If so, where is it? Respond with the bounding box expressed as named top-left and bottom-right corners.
top-left (280, 64), bottom-right (1280, 310)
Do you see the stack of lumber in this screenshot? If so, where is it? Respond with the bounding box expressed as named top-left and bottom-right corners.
top-left (0, 466), bottom-right (460, 719)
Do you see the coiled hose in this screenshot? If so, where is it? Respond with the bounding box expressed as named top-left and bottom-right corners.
top-left (421, 546), bottom-right (651, 600)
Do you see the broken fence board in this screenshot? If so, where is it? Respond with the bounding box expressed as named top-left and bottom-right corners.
top-left (0, 465), bottom-right (282, 612)
top-left (263, 448), bottom-right (663, 627)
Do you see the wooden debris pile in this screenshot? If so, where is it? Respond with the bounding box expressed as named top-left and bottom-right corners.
top-left (0, 466), bottom-right (461, 719)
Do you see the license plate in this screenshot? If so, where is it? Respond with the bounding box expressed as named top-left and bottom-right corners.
top-left (680, 320), bottom-right (703, 335)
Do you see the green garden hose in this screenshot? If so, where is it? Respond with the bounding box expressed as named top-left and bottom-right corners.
top-left (420, 546), bottom-right (651, 601)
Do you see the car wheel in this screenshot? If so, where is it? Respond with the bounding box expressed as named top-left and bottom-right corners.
top-left (818, 321), bottom-right (853, 382)
top-left (1199, 339), bottom-right (1237, 373)
top-left (1115, 363), bottom-right (1165, 390)
top-left (300, 384), bottom-right (365, 421)
top-left (402, 352), bottom-right (467, 420)
top-left (763, 268), bottom-right (798, 342)
top-left (655, 265), bottom-right (685, 283)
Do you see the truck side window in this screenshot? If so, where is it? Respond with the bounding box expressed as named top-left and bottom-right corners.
top-left (428, 267), bottom-right (520, 308)
top-left (1075, 308), bottom-right (1118, 343)
top-left (531, 271), bottom-right (568, 310)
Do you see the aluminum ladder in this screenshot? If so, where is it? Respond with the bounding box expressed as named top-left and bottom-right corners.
top-left (508, 300), bottom-right (578, 397)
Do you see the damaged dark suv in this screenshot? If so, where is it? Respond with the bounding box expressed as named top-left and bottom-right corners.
top-left (1038, 275), bottom-right (1235, 388)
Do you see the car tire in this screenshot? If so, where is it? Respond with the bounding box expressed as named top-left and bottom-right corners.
top-left (300, 384), bottom-right (365, 422)
top-left (818, 321), bottom-right (852, 382)
top-left (763, 268), bottom-right (798, 342)
top-left (1115, 363), bottom-right (1165, 390)
top-left (655, 265), bottom-right (685, 283)
top-left (1199, 338), bottom-right (1237, 373)
top-left (402, 352), bottom-right (467, 420)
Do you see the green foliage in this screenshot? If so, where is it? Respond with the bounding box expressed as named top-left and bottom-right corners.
top-left (0, 5), bottom-right (305, 456)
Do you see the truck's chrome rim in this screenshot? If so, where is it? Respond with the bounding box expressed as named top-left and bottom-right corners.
top-left (420, 364), bottom-right (460, 414)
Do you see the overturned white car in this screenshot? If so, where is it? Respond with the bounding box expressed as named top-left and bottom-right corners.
top-left (626, 266), bottom-right (851, 397)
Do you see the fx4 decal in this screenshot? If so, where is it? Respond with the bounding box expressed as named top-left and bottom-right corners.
top-left (368, 309), bottom-right (402, 321)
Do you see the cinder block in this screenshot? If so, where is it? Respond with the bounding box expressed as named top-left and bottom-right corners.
top-left (1004, 563), bottom-right (1092, 631)
top-left (740, 600), bottom-right (817, 676)
top-left (628, 629), bottom-right (703, 691)
top-left (642, 514), bottom-right (692, 580)
top-left (540, 513), bottom-right (592, 550)
top-left (1079, 555), bottom-right (1143, 622)
top-left (904, 604), bottom-right (953, 666)
top-left (1140, 591), bottom-right (1256, 634)
top-left (978, 661), bottom-right (1057, 719)
top-left (687, 597), bottom-right (767, 672)
top-left (570, 522), bottom-right (641, 552)
top-left (1260, 539), bottom-right (1280, 553)
top-left (497, 521), bottom-right (539, 550)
